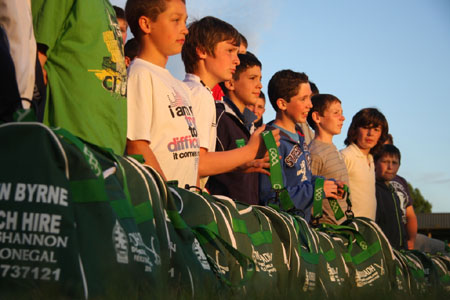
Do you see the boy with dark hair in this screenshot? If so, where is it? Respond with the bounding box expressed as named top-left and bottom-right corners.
top-left (124, 38), bottom-right (139, 67)
top-left (384, 134), bottom-right (417, 249)
top-left (181, 17), bottom-right (273, 189)
top-left (259, 70), bottom-right (339, 221)
top-left (113, 5), bottom-right (128, 42)
top-left (307, 94), bottom-right (348, 224)
top-left (125, 0), bottom-right (200, 188)
top-left (374, 144), bottom-right (408, 250)
top-left (211, 32), bottom-right (247, 101)
top-left (341, 108), bottom-right (389, 220)
top-left (206, 52), bottom-right (265, 204)
top-left (247, 91), bottom-right (266, 128)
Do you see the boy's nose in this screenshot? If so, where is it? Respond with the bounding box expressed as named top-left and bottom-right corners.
top-left (181, 25), bottom-right (189, 35)
top-left (234, 55), bottom-right (240, 66)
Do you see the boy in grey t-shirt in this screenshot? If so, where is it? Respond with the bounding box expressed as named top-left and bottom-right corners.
top-left (307, 94), bottom-right (348, 224)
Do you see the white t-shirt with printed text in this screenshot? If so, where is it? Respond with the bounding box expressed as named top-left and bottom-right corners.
top-left (127, 58), bottom-right (199, 188)
top-left (183, 73), bottom-right (217, 188)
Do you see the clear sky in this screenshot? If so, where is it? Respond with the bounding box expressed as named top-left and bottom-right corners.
top-left (112, 0), bottom-right (450, 212)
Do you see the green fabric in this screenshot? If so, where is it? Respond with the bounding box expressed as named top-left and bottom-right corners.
top-left (312, 177), bottom-right (345, 222)
top-left (261, 130), bottom-right (294, 211)
top-left (235, 138), bottom-right (246, 148)
top-left (134, 202), bottom-right (154, 224)
top-left (32, 0), bottom-right (127, 154)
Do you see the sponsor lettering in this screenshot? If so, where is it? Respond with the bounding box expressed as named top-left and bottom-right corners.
top-left (0, 264), bottom-right (60, 281)
top-left (314, 186), bottom-right (323, 203)
top-left (326, 262), bottom-right (344, 284)
top-left (355, 264), bottom-right (380, 287)
top-left (0, 210), bottom-right (63, 235)
top-left (269, 148), bottom-right (279, 167)
top-left (330, 199), bottom-right (340, 214)
top-left (0, 248), bottom-right (57, 263)
top-left (252, 249), bottom-right (276, 276)
top-left (113, 220), bottom-right (129, 264)
top-left (0, 183), bottom-right (68, 207)
top-left (302, 270), bottom-right (316, 292)
top-left (192, 239), bottom-right (210, 270)
top-left (0, 232), bottom-right (68, 248)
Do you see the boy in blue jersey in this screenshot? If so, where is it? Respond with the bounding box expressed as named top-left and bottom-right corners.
top-left (259, 70), bottom-right (339, 221)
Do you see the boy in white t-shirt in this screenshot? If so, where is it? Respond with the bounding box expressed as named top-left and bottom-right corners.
top-left (181, 16), bottom-right (277, 189)
top-left (340, 108), bottom-right (389, 220)
top-left (125, 0), bottom-right (200, 188)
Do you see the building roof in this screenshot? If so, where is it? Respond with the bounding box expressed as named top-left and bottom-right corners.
top-left (417, 213), bottom-right (450, 230)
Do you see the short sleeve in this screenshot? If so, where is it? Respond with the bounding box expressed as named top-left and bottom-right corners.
top-left (190, 87), bottom-right (214, 150)
top-left (32, 0), bottom-right (74, 51)
top-left (127, 65), bottom-right (153, 142)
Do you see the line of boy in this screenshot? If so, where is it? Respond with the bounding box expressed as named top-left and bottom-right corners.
top-left (124, 0), bottom-right (277, 199)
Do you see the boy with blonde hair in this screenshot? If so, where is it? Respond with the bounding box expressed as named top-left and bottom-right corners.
top-left (125, 0), bottom-right (200, 188)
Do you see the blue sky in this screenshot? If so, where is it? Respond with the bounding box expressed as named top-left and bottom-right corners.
top-left (112, 0), bottom-right (450, 212)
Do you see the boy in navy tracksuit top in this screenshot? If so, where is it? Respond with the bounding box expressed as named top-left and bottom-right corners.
top-left (259, 70), bottom-right (340, 221)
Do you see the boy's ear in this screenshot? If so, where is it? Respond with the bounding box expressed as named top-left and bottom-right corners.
top-left (224, 79), bottom-right (235, 91)
top-left (311, 111), bottom-right (321, 124)
top-left (276, 98), bottom-right (287, 111)
top-left (138, 16), bottom-right (152, 34)
top-left (196, 47), bottom-right (207, 59)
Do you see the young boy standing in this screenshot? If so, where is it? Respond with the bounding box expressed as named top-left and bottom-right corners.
top-left (307, 94), bottom-right (348, 224)
top-left (340, 108), bottom-right (389, 220)
top-left (259, 70), bottom-right (339, 221)
top-left (374, 144), bottom-right (408, 250)
top-left (206, 52), bottom-right (264, 205)
top-left (125, 0), bottom-right (200, 188)
top-left (181, 17), bottom-right (271, 190)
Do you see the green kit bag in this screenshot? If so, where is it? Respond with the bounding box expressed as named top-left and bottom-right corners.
top-left (173, 187), bottom-right (256, 298)
top-left (150, 177), bottom-right (222, 299)
top-left (0, 122), bottom-right (159, 299)
top-left (211, 195), bottom-right (287, 298)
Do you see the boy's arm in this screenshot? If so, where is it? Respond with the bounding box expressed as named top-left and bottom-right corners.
top-left (405, 205), bottom-right (418, 249)
top-left (259, 142), bottom-right (336, 211)
top-left (126, 139), bottom-right (167, 181)
top-left (198, 125), bottom-right (278, 177)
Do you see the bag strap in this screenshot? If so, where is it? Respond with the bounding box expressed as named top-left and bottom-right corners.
top-left (311, 177), bottom-right (355, 224)
top-left (52, 127), bottom-right (134, 219)
top-left (311, 177), bottom-right (345, 223)
top-left (167, 209), bottom-right (256, 287)
top-left (261, 130), bottom-right (294, 211)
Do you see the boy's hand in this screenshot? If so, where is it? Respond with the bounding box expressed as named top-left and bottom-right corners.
top-left (247, 125), bottom-right (281, 159)
top-left (237, 155), bottom-right (270, 176)
top-left (323, 180), bottom-right (339, 199)
top-left (335, 180), bottom-right (346, 198)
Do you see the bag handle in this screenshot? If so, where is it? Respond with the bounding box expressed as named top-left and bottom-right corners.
top-left (52, 127), bottom-right (134, 219)
top-left (311, 178), bottom-right (355, 224)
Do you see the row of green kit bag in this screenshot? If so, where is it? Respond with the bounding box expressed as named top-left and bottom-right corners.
top-left (1, 121), bottom-right (450, 299)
